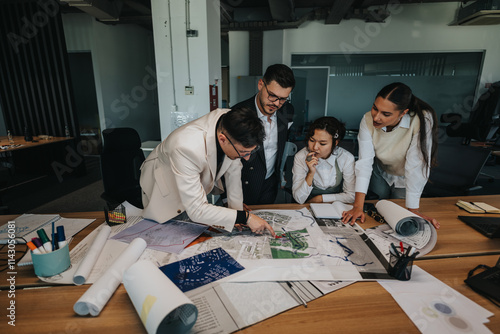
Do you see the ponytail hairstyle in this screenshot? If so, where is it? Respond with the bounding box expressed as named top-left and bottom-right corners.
top-left (305, 116), bottom-right (346, 157)
top-left (376, 82), bottom-right (438, 169)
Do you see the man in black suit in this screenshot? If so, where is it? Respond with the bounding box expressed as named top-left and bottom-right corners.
top-left (232, 64), bottom-right (295, 205)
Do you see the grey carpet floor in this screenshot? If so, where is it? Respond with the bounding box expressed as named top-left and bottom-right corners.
top-left (27, 180), bottom-right (106, 214)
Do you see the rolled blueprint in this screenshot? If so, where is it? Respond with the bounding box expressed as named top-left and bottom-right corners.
top-left (123, 260), bottom-right (198, 334)
top-left (375, 200), bottom-right (425, 237)
top-left (74, 237), bottom-right (147, 316)
top-left (73, 224), bottom-right (111, 285)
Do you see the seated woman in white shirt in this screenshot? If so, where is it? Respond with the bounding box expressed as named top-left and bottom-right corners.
top-left (292, 116), bottom-right (355, 204)
top-left (342, 82), bottom-right (440, 229)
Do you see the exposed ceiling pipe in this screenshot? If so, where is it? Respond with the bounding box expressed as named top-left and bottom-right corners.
top-left (63, 0), bottom-right (124, 21)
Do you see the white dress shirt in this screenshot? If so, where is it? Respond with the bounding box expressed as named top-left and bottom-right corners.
top-left (292, 146), bottom-right (356, 204)
top-left (255, 98), bottom-right (278, 179)
top-left (355, 111), bottom-right (433, 209)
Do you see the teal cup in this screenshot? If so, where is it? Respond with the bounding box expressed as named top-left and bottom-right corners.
top-left (31, 244), bottom-right (71, 277)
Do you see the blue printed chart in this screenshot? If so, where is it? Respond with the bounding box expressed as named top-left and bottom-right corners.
top-left (160, 247), bottom-right (245, 292)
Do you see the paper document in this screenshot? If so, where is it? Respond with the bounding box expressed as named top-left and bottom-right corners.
top-left (123, 260), bottom-right (198, 334)
top-left (111, 218), bottom-right (208, 254)
top-left (3, 214), bottom-right (96, 265)
top-left (74, 237), bottom-right (147, 316)
top-left (378, 266), bottom-right (494, 334)
top-left (73, 224), bottom-right (111, 285)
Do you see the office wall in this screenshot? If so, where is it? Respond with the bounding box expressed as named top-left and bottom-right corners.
top-left (226, 3), bottom-right (499, 131)
top-left (62, 14), bottom-right (160, 142)
top-left (229, 31), bottom-right (249, 107)
top-left (282, 3), bottom-right (499, 92)
top-left (151, 0), bottom-right (221, 138)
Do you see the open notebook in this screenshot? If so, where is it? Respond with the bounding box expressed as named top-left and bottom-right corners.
top-left (309, 202), bottom-right (353, 219)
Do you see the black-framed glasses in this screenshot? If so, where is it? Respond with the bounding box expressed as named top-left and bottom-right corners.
top-left (223, 132), bottom-right (260, 158)
top-left (263, 81), bottom-right (290, 104)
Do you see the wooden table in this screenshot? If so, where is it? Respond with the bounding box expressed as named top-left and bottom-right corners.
top-left (2, 255), bottom-right (497, 333)
top-left (1, 196), bottom-right (500, 332)
top-left (0, 136), bottom-right (73, 152)
top-left (2, 195), bottom-right (500, 288)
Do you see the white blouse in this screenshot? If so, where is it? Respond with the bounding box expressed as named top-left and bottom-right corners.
top-left (355, 111), bottom-right (433, 209)
top-left (292, 146), bottom-right (356, 204)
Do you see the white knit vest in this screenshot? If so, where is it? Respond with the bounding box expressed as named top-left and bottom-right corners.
top-left (364, 111), bottom-right (420, 176)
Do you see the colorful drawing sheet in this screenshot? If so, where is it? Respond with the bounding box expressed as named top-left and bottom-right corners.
top-left (159, 247), bottom-right (245, 292)
top-left (111, 219), bottom-right (208, 254)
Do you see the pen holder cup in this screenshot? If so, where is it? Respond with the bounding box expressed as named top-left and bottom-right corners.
top-left (31, 244), bottom-right (70, 277)
top-left (105, 204), bottom-right (127, 226)
top-left (388, 251), bottom-right (414, 281)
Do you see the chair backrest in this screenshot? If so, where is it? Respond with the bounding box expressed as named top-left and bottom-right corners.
top-left (443, 82), bottom-right (500, 143)
top-left (100, 128), bottom-right (145, 198)
top-left (468, 81), bottom-right (500, 142)
top-left (280, 142), bottom-right (298, 187)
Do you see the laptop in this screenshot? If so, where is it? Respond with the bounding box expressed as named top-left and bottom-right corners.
top-left (465, 257), bottom-right (500, 304)
top-left (458, 216), bottom-right (500, 238)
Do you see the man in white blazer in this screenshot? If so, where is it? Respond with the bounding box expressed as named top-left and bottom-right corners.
top-left (140, 107), bottom-right (275, 236)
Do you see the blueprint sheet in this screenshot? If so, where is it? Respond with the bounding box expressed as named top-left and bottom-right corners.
top-left (165, 208), bottom-right (388, 282)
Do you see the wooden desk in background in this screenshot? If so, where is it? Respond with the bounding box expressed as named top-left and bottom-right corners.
top-left (0, 135), bottom-right (73, 152)
top-left (1, 196), bottom-right (499, 332)
top-left (0, 135), bottom-right (76, 178)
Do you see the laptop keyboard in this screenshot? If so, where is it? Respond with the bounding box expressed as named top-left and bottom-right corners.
top-left (485, 270), bottom-right (500, 285)
top-left (476, 222), bottom-right (499, 235)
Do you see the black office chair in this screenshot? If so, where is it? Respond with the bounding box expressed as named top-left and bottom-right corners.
top-left (441, 81), bottom-right (500, 145)
top-left (100, 128), bottom-right (145, 209)
top-left (423, 143), bottom-right (491, 197)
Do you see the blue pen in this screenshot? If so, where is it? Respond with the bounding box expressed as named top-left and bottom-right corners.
top-left (57, 226), bottom-right (67, 248)
top-left (51, 221), bottom-right (56, 251)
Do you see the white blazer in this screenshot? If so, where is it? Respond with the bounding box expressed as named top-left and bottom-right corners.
top-left (140, 108), bottom-right (243, 232)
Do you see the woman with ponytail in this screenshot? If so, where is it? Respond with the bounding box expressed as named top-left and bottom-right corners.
top-left (342, 82), bottom-right (440, 229)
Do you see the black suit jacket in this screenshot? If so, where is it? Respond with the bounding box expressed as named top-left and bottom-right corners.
top-left (232, 95), bottom-right (294, 204)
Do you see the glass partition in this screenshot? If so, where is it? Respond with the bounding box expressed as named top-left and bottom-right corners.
top-left (290, 52), bottom-right (485, 142)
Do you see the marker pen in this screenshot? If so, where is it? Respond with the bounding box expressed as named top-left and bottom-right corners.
top-left (27, 241), bottom-right (42, 254)
top-left (31, 238), bottom-right (46, 254)
top-left (37, 229), bottom-right (52, 253)
top-left (51, 221), bottom-right (56, 251)
top-left (56, 226), bottom-right (67, 248)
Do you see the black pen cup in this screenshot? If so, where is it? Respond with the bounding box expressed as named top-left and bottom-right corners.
top-left (388, 249), bottom-right (414, 281)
